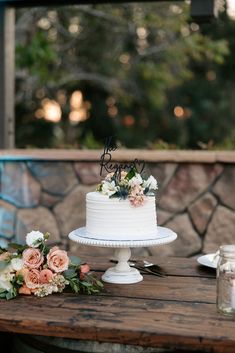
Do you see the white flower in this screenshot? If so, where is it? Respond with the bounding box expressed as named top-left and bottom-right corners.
top-left (143, 175), bottom-right (158, 191)
top-left (11, 258), bottom-right (24, 271)
top-left (0, 264), bottom-right (14, 291)
top-left (101, 181), bottom-right (118, 197)
top-left (26, 230), bottom-right (44, 248)
top-left (128, 174), bottom-right (143, 187)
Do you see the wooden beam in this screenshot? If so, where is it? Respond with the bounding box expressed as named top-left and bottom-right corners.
top-left (0, 5), bottom-right (15, 148)
top-left (0, 0), bottom-right (182, 6)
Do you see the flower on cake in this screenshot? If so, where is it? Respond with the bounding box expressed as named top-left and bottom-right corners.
top-left (143, 175), bottom-right (158, 191)
top-left (0, 231), bottom-right (103, 300)
top-left (97, 167), bottom-right (158, 207)
top-left (101, 180), bottom-right (118, 197)
top-left (128, 173), bottom-right (143, 187)
top-left (129, 185), bottom-right (146, 207)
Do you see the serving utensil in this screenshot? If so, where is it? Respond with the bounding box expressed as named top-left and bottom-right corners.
top-left (110, 259), bottom-right (167, 277)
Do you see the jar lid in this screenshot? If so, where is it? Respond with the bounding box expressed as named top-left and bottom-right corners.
top-left (219, 245), bottom-right (235, 257)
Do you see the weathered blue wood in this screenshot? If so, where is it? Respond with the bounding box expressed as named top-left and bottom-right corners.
top-left (0, 5), bottom-right (15, 148)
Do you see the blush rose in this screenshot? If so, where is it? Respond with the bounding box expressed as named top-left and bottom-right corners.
top-left (39, 269), bottom-right (54, 284)
top-left (80, 263), bottom-right (90, 280)
top-left (22, 248), bottom-right (44, 269)
top-left (47, 247), bottom-right (69, 273)
top-left (24, 268), bottom-right (40, 289)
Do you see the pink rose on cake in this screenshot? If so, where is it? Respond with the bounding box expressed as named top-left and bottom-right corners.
top-left (97, 167), bottom-right (158, 207)
top-left (129, 185), bottom-right (146, 207)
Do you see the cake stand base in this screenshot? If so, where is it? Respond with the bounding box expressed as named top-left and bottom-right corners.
top-left (102, 248), bottom-right (143, 284)
top-left (102, 267), bottom-right (143, 284)
top-left (68, 226), bottom-right (177, 285)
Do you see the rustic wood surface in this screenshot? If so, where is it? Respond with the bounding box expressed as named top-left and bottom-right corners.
top-left (0, 256), bottom-right (234, 352)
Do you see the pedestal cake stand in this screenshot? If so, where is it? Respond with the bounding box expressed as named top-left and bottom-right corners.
top-left (69, 226), bottom-right (177, 284)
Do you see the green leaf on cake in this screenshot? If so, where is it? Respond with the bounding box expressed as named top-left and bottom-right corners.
top-left (125, 167), bottom-right (137, 180)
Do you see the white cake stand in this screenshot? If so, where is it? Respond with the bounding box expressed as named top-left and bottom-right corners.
top-left (69, 226), bottom-right (177, 284)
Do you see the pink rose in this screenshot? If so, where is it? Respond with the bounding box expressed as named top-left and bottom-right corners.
top-left (24, 269), bottom-right (40, 289)
top-left (22, 248), bottom-right (44, 269)
top-left (39, 269), bottom-right (54, 284)
top-left (19, 284), bottom-right (32, 295)
top-left (47, 247), bottom-right (69, 273)
top-left (80, 263), bottom-right (90, 280)
top-left (129, 185), bottom-right (146, 207)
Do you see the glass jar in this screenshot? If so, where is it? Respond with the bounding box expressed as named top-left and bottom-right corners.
top-left (217, 245), bottom-right (235, 315)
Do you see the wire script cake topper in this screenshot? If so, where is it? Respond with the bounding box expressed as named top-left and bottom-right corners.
top-left (99, 136), bottom-right (145, 177)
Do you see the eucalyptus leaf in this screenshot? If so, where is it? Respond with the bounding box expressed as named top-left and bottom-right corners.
top-left (69, 255), bottom-right (81, 266)
top-left (64, 269), bottom-right (77, 279)
top-left (81, 281), bottom-right (93, 287)
top-left (96, 280), bottom-right (104, 288)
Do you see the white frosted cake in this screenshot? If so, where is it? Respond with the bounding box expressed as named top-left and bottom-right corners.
top-left (85, 169), bottom-right (158, 241)
top-left (86, 192), bottom-right (157, 241)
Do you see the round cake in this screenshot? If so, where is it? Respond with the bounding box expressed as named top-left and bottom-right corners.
top-left (86, 191), bottom-right (157, 241)
top-left (85, 169), bottom-right (158, 241)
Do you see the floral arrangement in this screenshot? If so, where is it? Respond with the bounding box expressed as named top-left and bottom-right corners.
top-left (97, 167), bottom-right (158, 207)
top-left (0, 231), bottom-right (103, 300)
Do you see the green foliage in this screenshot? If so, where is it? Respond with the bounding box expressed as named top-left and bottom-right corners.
top-left (64, 266), bottom-right (103, 295)
top-left (8, 243), bottom-right (27, 254)
top-left (15, 2), bottom-right (235, 149)
top-left (16, 31), bottom-right (58, 83)
top-left (69, 255), bottom-right (81, 266)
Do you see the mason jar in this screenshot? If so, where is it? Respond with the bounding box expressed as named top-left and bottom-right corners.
top-left (217, 245), bottom-right (235, 315)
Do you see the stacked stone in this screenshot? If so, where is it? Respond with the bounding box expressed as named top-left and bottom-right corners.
top-left (0, 160), bottom-right (234, 257)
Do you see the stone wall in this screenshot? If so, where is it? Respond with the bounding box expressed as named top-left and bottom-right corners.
top-left (0, 150), bottom-right (234, 258)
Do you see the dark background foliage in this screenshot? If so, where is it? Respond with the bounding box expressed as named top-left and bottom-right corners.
top-left (15, 1), bottom-right (235, 149)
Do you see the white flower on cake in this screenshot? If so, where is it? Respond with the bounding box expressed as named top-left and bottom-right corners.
top-left (101, 180), bottom-right (118, 197)
top-left (143, 175), bottom-right (158, 191)
top-left (128, 173), bottom-right (143, 187)
top-left (97, 167), bottom-right (158, 207)
top-left (26, 230), bottom-right (44, 248)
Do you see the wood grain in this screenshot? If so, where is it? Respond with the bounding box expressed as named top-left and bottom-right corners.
top-left (0, 257), bottom-right (233, 353)
top-left (84, 255), bottom-right (216, 278)
top-left (0, 149), bottom-right (234, 163)
top-left (0, 294), bottom-right (234, 352)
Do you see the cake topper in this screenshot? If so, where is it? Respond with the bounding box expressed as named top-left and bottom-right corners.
top-left (99, 136), bottom-right (145, 177)
top-left (98, 136), bottom-right (158, 206)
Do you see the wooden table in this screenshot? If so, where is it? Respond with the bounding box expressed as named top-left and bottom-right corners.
top-left (0, 256), bottom-right (234, 353)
